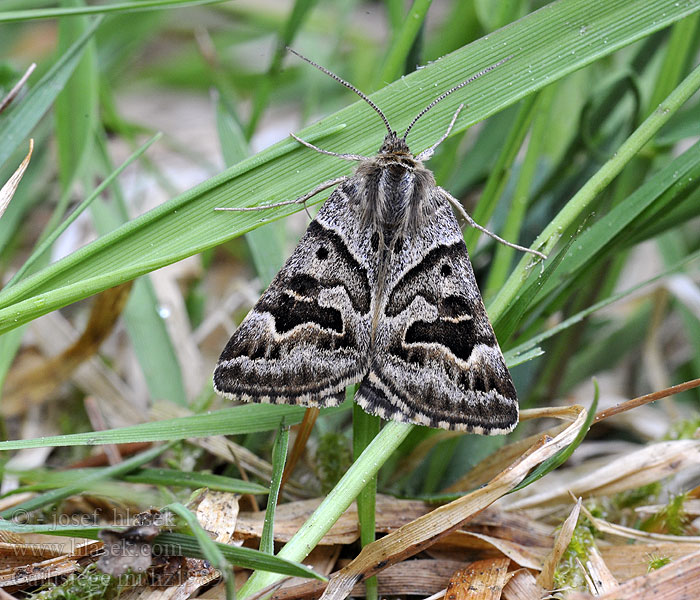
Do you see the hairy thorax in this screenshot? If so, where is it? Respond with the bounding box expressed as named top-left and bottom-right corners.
top-left (351, 134), bottom-right (437, 242)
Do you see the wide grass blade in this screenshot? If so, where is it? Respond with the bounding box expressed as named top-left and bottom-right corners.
top-left (1, 1), bottom-right (697, 335)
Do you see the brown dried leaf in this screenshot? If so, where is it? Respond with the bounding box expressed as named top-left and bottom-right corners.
top-left (501, 568), bottom-right (544, 600)
top-left (565, 548), bottom-right (700, 600)
top-left (265, 559), bottom-right (464, 600)
top-left (600, 543), bottom-right (700, 580)
top-left (536, 498), bottom-right (581, 589)
top-left (193, 490), bottom-right (239, 544)
top-left (445, 557), bottom-right (510, 600)
top-left (317, 405), bottom-right (588, 600)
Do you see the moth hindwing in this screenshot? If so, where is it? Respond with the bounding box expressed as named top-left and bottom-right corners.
top-left (214, 51), bottom-right (539, 433)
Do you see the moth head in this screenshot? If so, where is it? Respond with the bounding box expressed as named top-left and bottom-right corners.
top-left (379, 132), bottom-right (411, 156)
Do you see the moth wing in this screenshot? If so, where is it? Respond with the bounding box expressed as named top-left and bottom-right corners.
top-left (356, 189), bottom-right (518, 433)
top-left (214, 182), bottom-right (374, 407)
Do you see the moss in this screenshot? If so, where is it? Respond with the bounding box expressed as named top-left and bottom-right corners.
top-left (647, 553), bottom-right (672, 572)
top-left (31, 565), bottom-right (118, 600)
top-left (314, 432), bottom-right (352, 494)
top-left (613, 482), bottom-right (662, 510)
top-left (641, 492), bottom-right (690, 535)
top-left (552, 518), bottom-right (597, 592)
top-left (666, 417), bottom-right (700, 440)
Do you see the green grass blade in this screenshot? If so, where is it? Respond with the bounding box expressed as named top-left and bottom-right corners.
top-left (165, 502), bottom-right (235, 600)
top-left (238, 420), bottom-right (413, 598)
top-left (0, 16), bottom-right (102, 169)
top-left (0, 0), bottom-right (230, 22)
top-left (90, 134), bottom-right (188, 407)
top-left (376, 0), bottom-right (432, 86)
top-left (245, 0), bottom-right (319, 138)
top-left (122, 468), bottom-right (269, 495)
top-left (462, 93), bottom-right (538, 252)
top-left (54, 0), bottom-right (98, 194)
top-left (484, 86), bottom-right (555, 298)
top-left (489, 59), bottom-right (700, 323)
top-left (506, 249), bottom-right (700, 361)
top-left (216, 92), bottom-right (287, 287)
top-left (7, 134), bottom-right (161, 287)
top-left (260, 422), bottom-right (289, 555)
top-left (534, 140), bottom-right (700, 304)
top-left (0, 443), bottom-right (171, 519)
top-left (0, 404), bottom-right (306, 451)
top-left (352, 402), bottom-right (381, 600)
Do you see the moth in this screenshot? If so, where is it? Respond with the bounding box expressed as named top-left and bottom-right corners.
top-left (214, 49), bottom-right (545, 433)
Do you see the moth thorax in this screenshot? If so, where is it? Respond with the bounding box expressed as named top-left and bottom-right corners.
top-left (354, 161), bottom-right (434, 242)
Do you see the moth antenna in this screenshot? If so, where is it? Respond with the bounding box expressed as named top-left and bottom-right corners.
top-left (287, 47), bottom-right (393, 136)
top-left (403, 55), bottom-right (512, 142)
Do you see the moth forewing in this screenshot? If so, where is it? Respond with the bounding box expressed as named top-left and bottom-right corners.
top-left (214, 51), bottom-right (542, 433)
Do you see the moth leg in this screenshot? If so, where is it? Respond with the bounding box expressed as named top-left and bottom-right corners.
top-left (290, 133), bottom-right (369, 161)
top-left (215, 176), bottom-right (350, 213)
top-left (441, 188), bottom-right (548, 260)
top-left (415, 103), bottom-right (465, 162)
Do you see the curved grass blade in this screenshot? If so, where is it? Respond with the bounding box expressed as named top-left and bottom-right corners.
top-left (508, 381), bottom-right (598, 494)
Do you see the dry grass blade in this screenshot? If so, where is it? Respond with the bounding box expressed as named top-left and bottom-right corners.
top-left (445, 557), bottom-right (510, 600)
top-left (2, 283), bottom-right (132, 416)
top-left (566, 549), bottom-right (700, 600)
top-left (317, 405), bottom-right (588, 600)
top-left (507, 440), bottom-right (700, 509)
top-left (594, 378), bottom-right (700, 423)
top-left (448, 531), bottom-right (544, 570)
top-left (582, 543), bottom-right (618, 595)
top-left (443, 406), bottom-right (582, 493)
top-left (580, 504), bottom-right (700, 544)
top-left (536, 498), bottom-right (581, 589)
top-left (0, 63), bottom-right (35, 114)
top-left (281, 408), bottom-right (319, 492)
top-left (0, 139), bottom-right (33, 220)
top-left (600, 543), bottom-right (700, 580)
top-left (235, 495), bottom-right (433, 545)
top-left (270, 559), bottom-right (463, 600)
